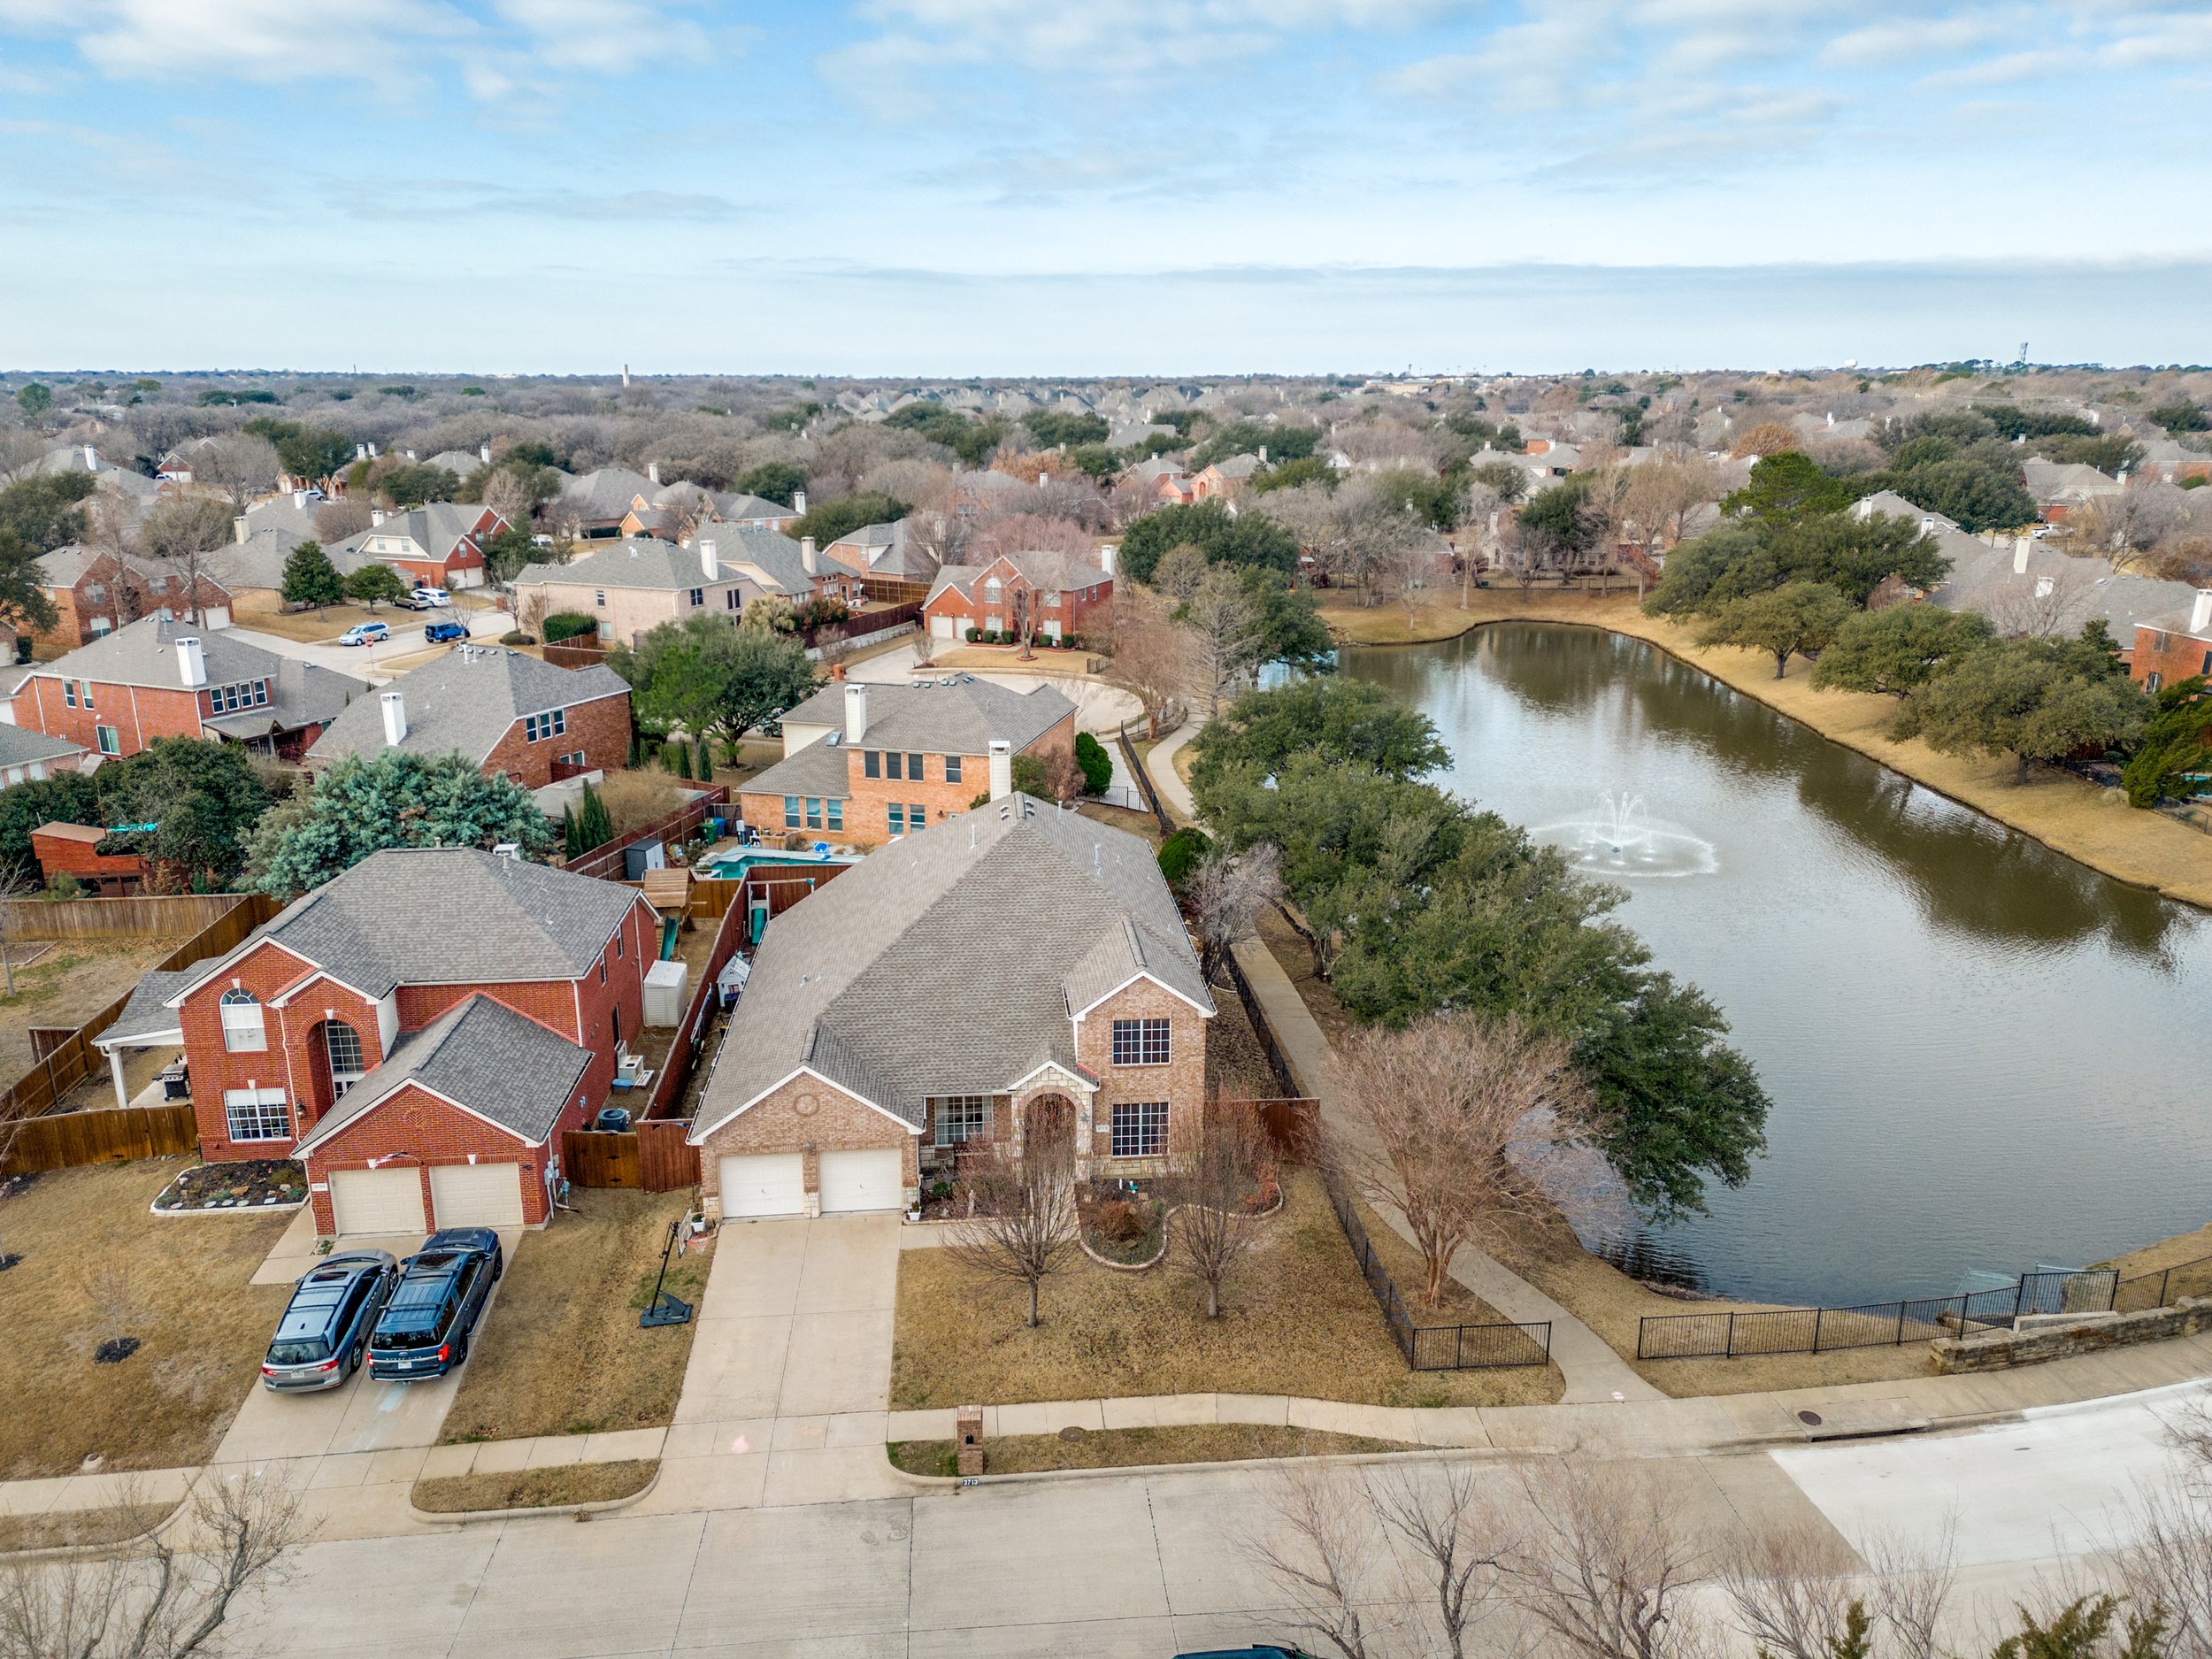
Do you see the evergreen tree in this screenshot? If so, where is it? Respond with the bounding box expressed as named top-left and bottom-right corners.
top-left (244, 751), bottom-right (554, 895)
top-left (280, 541), bottom-right (344, 611)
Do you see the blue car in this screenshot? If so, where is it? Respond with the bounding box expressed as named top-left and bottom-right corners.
top-left (261, 1250), bottom-right (397, 1390)
top-left (424, 620), bottom-right (469, 643)
top-left (367, 1228), bottom-right (503, 1382)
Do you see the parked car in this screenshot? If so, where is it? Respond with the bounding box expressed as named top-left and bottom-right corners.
top-left (1174, 1647), bottom-right (1312, 1658)
top-left (337, 621), bottom-right (390, 646)
top-left (593, 1106), bottom-right (632, 1133)
top-left (403, 586), bottom-right (452, 610)
top-left (366, 1228), bottom-right (503, 1382)
top-left (261, 1250), bottom-right (397, 1390)
top-left (424, 619), bottom-right (469, 643)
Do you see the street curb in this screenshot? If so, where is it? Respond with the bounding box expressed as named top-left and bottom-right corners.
top-left (0, 1494), bottom-right (188, 1563)
top-left (405, 1459), bottom-right (662, 1527)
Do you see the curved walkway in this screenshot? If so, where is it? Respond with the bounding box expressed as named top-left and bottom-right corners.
top-left (1146, 719), bottom-right (1200, 820)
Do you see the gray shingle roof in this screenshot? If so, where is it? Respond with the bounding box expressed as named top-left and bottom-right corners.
top-left (326, 503), bottom-right (493, 566)
top-left (690, 526), bottom-right (813, 596)
top-left (0, 724), bottom-right (86, 769)
top-left (23, 616), bottom-right (365, 732)
top-left (204, 526), bottom-right (371, 593)
top-left (554, 468), bottom-right (657, 521)
top-left (926, 549), bottom-right (1109, 606)
top-left (778, 676), bottom-right (1073, 758)
top-left (173, 847), bottom-right (643, 1002)
top-left (1927, 537), bottom-right (2208, 639)
top-left (292, 993), bottom-right (590, 1154)
top-left (826, 520), bottom-right (939, 582)
top-left (94, 970), bottom-right (196, 1049)
top-left (741, 740), bottom-right (852, 803)
top-left (306, 649), bottom-right (629, 770)
top-left (693, 797), bottom-right (1210, 1136)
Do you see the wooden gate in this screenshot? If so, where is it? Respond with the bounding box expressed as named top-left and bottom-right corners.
top-left (563, 1122), bottom-right (700, 1193)
top-left (563, 1130), bottom-right (641, 1189)
top-left (637, 1120), bottom-right (700, 1192)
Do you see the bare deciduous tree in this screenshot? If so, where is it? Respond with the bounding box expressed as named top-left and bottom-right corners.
top-left (1241, 1463), bottom-right (1386, 1659)
top-left (1371, 1460), bottom-right (1515, 1659)
top-left (949, 1141), bottom-right (1081, 1329)
top-left (1105, 583), bottom-right (1193, 734)
top-left (1151, 541), bottom-right (1211, 603)
top-left (1187, 844), bottom-right (1281, 985)
top-left (1619, 454), bottom-right (1721, 591)
top-left (1985, 565), bottom-right (2095, 640)
top-left (1180, 567), bottom-right (1263, 716)
top-left (0, 1467), bottom-right (312, 1659)
top-left (1720, 1522), bottom-right (1952, 1659)
top-left (1503, 1458), bottom-right (1713, 1659)
top-left (193, 434), bottom-right (282, 515)
top-left (314, 497), bottom-right (373, 542)
top-left (1336, 1014), bottom-right (1592, 1309)
top-left (1170, 1100), bottom-right (1272, 1317)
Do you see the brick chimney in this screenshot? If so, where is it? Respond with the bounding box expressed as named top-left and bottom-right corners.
top-left (988, 739), bottom-right (1012, 802)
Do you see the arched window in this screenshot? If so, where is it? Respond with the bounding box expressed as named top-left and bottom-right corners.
top-left (219, 989), bottom-right (265, 1053)
top-left (322, 1022), bottom-right (365, 1096)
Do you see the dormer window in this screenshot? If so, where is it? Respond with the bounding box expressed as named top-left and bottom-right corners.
top-left (219, 989), bottom-right (267, 1053)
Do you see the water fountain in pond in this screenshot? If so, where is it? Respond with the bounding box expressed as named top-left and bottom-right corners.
top-left (1535, 790), bottom-right (1718, 879)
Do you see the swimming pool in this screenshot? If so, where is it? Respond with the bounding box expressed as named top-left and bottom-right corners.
top-left (698, 849), bottom-right (853, 881)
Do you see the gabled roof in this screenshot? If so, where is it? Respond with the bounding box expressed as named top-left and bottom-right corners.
top-left (826, 519), bottom-right (939, 581)
top-left (741, 738), bottom-right (850, 802)
top-left (0, 724), bottom-right (85, 768)
top-left (926, 549), bottom-right (1109, 604)
top-left (776, 675), bottom-right (1073, 757)
top-left (95, 970), bottom-right (196, 1049)
top-left (173, 847), bottom-right (644, 1003)
top-left (689, 526), bottom-right (813, 596)
top-left (713, 493), bottom-right (798, 523)
top-left (326, 503), bottom-right (495, 565)
top-left (23, 617), bottom-right (366, 729)
top-left (204, 526), bottom-right (371, 593)
top-left (292, 994), bottom-right (590, 1155)
top-left (306, 649), bottom-right (630, 769)
top-left (693, 797), bottom-right (1210, 1138)
top-left (555, 467), bottom-right (657, 520)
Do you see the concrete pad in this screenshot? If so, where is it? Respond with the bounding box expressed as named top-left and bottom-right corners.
top-left (988, 1399), bottom-right (1106, 1437)
top-left (629, 1449), bottom-right (769, 1517)
top-left (524, 1436), bottom-right (588, 1469)
top-left (580, 1427), bottom-right (667, 1463)
top-left (1216, 1394), bottom-right (1292, 1427)
top-left (762, 1445), bottom-right (910, 1506)
top-left (690, 1633), bottom-right (905, 1659)
top-left (222, 1526), bottom-right (503, 1659)
top-left (471, 1437), bottom-right (533, 1475)
top-left (308, 1453), bottom-right (377, 1489)
top-left (325, 1368), bottom-right (468, 1455)
top-left (698, 1220), bottom-right (810, 1320)
top-left (910, 1480), bottom-right (1170, 1630)
top-left (214, 1378), bottom-right (355, 1463)
top-left (1102, 1394), bottom-right (1218, 1430)
top-left (49, 1466), bottom-right (196, 1511)
top-left (449, 1510), bottom-right (705, 1659)
top-left (910, 1617), bottom-right (1182, 1658)
top-left (250, 1208), bottom-right (326, 1286)
top-left (675, 1313), bottom-right (795, 1423)
top-left (792, 1215), bottom-right (900, 1314)
top-left (676, 1502), bottom-right (914, 1647)
top-left (0, 1477), bottom-right (74, 1517)
top-left (661, 1417), bottom-right (773, 1460)
top-left (771, 1412), bottom-right (888, 1452)
top-left (294, 1479), bottom-right (434, 1545)
top-left (1406, 1407), bottom-right (1490, 1448)
top-left (417, 1443), bottom-right (476, 1479)
top-left (888, 1408), bottom-right (960, 1440)
top-left (363, 1445), bottom-right (429, 1485)
top-left (776, 1308), bottom-right (893, 1416)
top-left (1700, 1451), bottom-right (1857, 1553)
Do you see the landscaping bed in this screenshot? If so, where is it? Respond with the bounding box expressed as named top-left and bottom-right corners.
top-left (0, 1159), bottom-right (294, 1480)
top-left (438, 1189), bottom-right (707, 1444)
top-left (151, 1159), bottom-right (306, 1213)
top-left (891, 1168), bottom-right (1563, 1411)
top-left (890, 1424), bottom-right (1420, 1478)
top-left (411, 1458), bottom-right (657, 1514)
top-left (1077, 1179), bottom-right (1169, 1265)
top-left (0, 1501), bottom-right (177, 1555)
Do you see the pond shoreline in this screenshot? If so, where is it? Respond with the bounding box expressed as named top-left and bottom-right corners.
top-left (1320, 590), bottom-right (2212, 913)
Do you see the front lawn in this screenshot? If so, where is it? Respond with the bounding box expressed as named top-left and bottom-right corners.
top-left (411, 1458), bottom-right (657, 1514)
top-left (890, 1168), bottom-right (1563, 1411)
top-left (890, 1424), bottom-right (1419, 1477)
top-left (437, 1189), bottom-right (707, 1443)
top-left (230, 599), bottom-right (412, 643)
top-left (0, 1160), bottom-right (294, 1480)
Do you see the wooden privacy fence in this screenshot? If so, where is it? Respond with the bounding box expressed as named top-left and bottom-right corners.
top-left (542, 641), bottom-right (609, 670)
top-left (0, 895), bottom-right (245, 941)
top-left (1213, 1097), bottom-right (1321, 1163)
top-left (0, 893), bottom-right (278, 1130)
top-left (643, 897), bottom-right (749, 1121)
top-left (803, 598), bottom-right (922, 649)
top-left (2, 1103), bottom-right (197, 1176)
top-left (562, 1120), bottom-right (699, 1193)
top-left (564, 787), bottom-right (730, 880)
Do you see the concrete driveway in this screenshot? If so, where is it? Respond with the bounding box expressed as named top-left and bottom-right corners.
top-left (225, 604), bottom-right (510, 686)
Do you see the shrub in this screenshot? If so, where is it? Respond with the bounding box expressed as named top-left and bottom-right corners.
top-left (1091, 1199), bottom-right (1146, 1243)
top-left (1073, 731), bottom-right (1113, 795)
top-left (542, 611), bottom-right (600, 644)
top-left (500, 630), bottom-right (534, 645)
top-left (1157, 826), bottom-right (1212, 887)
top-left (965, 626), bottom-right (980, 642)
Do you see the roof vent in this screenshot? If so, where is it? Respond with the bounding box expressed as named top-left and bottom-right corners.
top-left (492, 842), bottom-right (522, 860)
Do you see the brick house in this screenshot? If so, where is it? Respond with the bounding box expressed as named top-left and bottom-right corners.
top-left (0, 723), bottom-right (91, 787)
top-left (138, 847), bottom-right (655, 1235)
top-left (1190, 453), bottom-right (1263, 501)
top-left (690, 795), bottom-right (1212, 1219)
top-left (7, 615), bottom-right (365, 762)
top-left (305, 647), bottom-right (632, 788)
top-left (821, 518), bottom-right (941, 590)
top-left (326, 503), bottom-right (509, 591)
top-left (2131, 591), bottom-right (2212, 693)
top-left (512, 529), bottom-right (849, 649)
top-left (30, 546), bottom-right (236, 655)
top-left (920, 549), bottom-right (1113, 647)
top-left (29, 822), bottom-right (145, 894)
top-left (736, 677), bottom-right (1077, 847)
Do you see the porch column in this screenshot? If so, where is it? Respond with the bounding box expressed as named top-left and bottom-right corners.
top-left (108, 1046), bottom-right (130, 1112)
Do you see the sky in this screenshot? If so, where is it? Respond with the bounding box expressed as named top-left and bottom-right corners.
top-left (1, 0), bottom-right (2209, 374)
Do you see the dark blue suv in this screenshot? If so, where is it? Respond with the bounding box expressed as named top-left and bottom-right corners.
top-left (262, 1250), bottom-right (397, 1390)
top-left (367, 1228), bottom-right (503, 1382)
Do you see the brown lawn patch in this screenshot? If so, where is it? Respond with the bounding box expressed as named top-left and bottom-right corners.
top-left (891, 1168), bottom-right (1563, 1411)
top-left (232, 600), bottom-right (416, 643)
top-left (889, 1424), bottom-right (1419, 1478)
top-left (593, 771), bottom-right (694, 839)
top-left (438, 1189), bottom-right (705, 1443)
top-left (411, 1458), bottom-right (657, 1514)
top-left (0, 1501), bottom-right (177, 1555)
top-left (0, 1160), bottom-right (294, 1480)
top-left (1076, 799), bottom-right (1164, 851)
top-left (0, 941), bottom-right (190, 1087)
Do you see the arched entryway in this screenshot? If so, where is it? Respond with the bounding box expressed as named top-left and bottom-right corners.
top-left (1020, 1094), bottom-right (1077, 1186)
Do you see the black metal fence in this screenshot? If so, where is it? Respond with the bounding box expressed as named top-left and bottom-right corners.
top-left (1636, 1268), bottom-right (2121, 1360)
top-left (1117, 719), bottom-right (1176, 838)
top-left (2116, 1253), bottom-right (2212, 1314)
top-left (1325, 1176), bottom-right (1552, 1371)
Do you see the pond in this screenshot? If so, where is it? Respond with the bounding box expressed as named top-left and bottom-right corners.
top-left (1341, 621), bottom-right (2212, 1308)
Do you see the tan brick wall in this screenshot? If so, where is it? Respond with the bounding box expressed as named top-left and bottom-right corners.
top-left (1076, 977), bottom-right (1210, 1172)
top-left (695, 1071), bottom-right (918, 1217)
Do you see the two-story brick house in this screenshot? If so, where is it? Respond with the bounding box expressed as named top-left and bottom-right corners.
top-left (690, 795), bottom-right (1212, 1218)
top-left (326, 502), bottom-right (509, 591)
top-left (511, 529), bottom-right (849, 648)
top-left (31, 546), bottom-right (236, 654)
top-left (134, 847), bottom-right (656, 1235)
top-left (736, 677), bottom-right (1077, 846)
top-left (921, 549), bottom-right (1113, 647)
top-left (305, 647), bottom-right (632, 787)
top-left (7, 616), bottom-right (365, 762)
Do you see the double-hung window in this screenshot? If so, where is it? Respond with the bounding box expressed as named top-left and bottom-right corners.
top-left (864, 750), bottom-right (880, 779)
top-left (1111, 1018), bottom-right (1171, 1066)
top-left (95, 726), bottom-right (120, 757)
top-left (826, 799), bottom-right (843, 832)
top-left (944, 755), bottom-right (963, 785)
top-left (907, 803), bottom-right (925, 830)
top-left (783, 795), bottom-right (801, 829)
top-left (323, 1024), bottom-right (365, 1097)
top-left (224, 1087), bottom-right (290, 1143)
top-left (905, 752), bottom-right (924, 780)
top-left (689, 588), bottom-right (704, 606)
top-left (62, 681), bottom-right (76, 708)
top-left (885, 751), bottom-right (902, 781)
top-left (219, 989), bottom-right (267, 1053)
top-left (935, 1095), bottom-right (989, 1147)
top-left (1110, 1102), bottom-right (1169, 1157)
top-left (804, 797), bottom-right (824, 829)
top-left (887, 803), bottom-right (905, 836)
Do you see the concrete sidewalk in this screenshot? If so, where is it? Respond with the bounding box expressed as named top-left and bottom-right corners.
top-left (1146, 720), bottom-right (1200, 820)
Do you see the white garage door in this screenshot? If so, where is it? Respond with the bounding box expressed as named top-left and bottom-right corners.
top-left (329, 1167), bottom-right (426, 1235)
top-left (819, 1148), bottom-right (903, 1214)
top-left (718, 1153), bottom-right (805, 1219)
top-left (429, 1163), bottom-right (525, 1228)
top-left (929, 614), bottom-right (956, 640)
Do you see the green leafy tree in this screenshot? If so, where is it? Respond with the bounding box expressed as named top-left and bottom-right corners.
top-left (280, 541), bottom-right (345, 611)
top-left (0, 471), bottom-right (96, 554)
top-left (376, 463), bottom-right (460, 509)
top-left (2119, 676), bottom-right (2212, 807)
top-left (1065, 443), bottom-right (1123, 482)
top-left (1813, 604), bottom-right (1995, 695)
top-left (1721, 452), bottom-right (1863, 526)
top-left (787, 491), bottom-right (910, 545)
top-left (244, 751), bottom-right (555, 895)
top-left (97, 738), bottom-right (273, 889)
top-left (1187, 420), bottom-right (1317, 471)
top-left (884, 403), bottom-right (1009, 466)
top-left (1648, 513), bottom-right (1947, 616)
top-left (15, 383), bottom-right (51, 419)
top-left (735, 461), bottom-right (807, 506)
top-left (1072, 731), bottom-right (1113, 795)
top-left (1697, 582), bottom-right (1852, 677)
top-left (1010, 753), bottom-right (1053, 801)
top-left (1883, 441), bottom-right (2037, 532)
top-left (1240, 568), bottom-right (1333, 675)
top-left (1156, 826), bottom-right (1212, 887)
top-left (1470, 458), bottom-right (1529, 503)
top-left (610, 612), bottom-right (818, 749)
top-left (1191, 676), bottom-right (1448, 787)
top-left (480, 526), bottom-right (539, 587)
top-left (1514, 472), bottom-right (1605, 565)
top-left (1118, 499), bottom-right (1299, 583)
top-left (1972, 403), bottom-right (2097, 441)
top-left (1248, 455), bottom-right (1333, 495)
top-left (1895, 632), bottom-right (2148, 783)
top-left (2034, 433), bottom-right (2143, 474)
top-left (1023, 411), bottom-right (1110, 448)
top-left (242, 419), bottom-right (357, 481)
top-left (2147, 402), bottom-right (2208, 434)
top-left (342, 563), bottom-right (408, 610)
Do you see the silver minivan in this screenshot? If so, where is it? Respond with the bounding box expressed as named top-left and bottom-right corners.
top-left (261, 1251), bottom-right (398, 1390)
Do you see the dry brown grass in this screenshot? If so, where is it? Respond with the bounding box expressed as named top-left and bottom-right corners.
top-left (889, 1424), bottom-right (1419, 1478)
top-left (1206, 982), bottom-right (1281, 1101)
top-left (1321, 589), bottom-right (2212, 910)
top-left (0, 1160), bottom-right (294, 1480)
top-left (594, 770), bottom-right (693, 838)
top-left (411, 1458), bottom-right (657, 1514)
top-left (0, 941), bottom-right (189, 1086)
top-left (891, 1167), bottom-right (1563, 1411)
top-left (0, 1501), bottom-right (176, 1555)
top-left (232, 598), bottom-right (413, 643)
top-left (1076, 799), bottom-right (1164, 850)
top-left (438, 1189), bottom-right (705, 1444)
